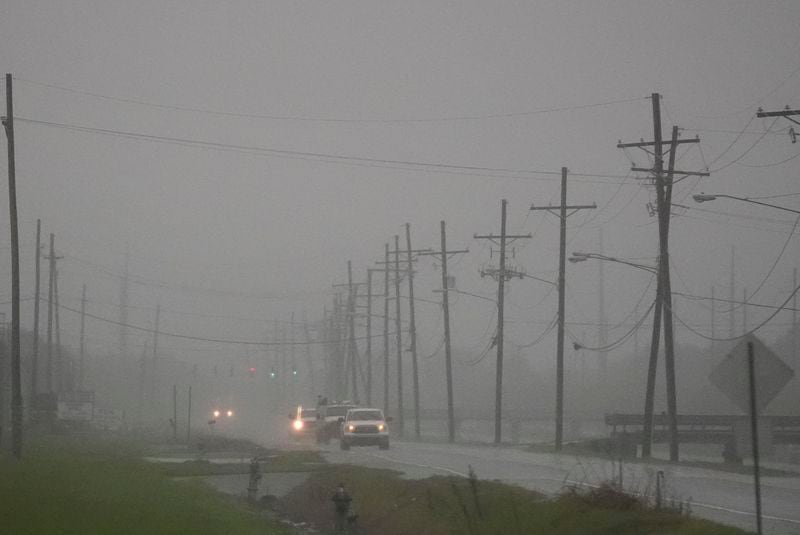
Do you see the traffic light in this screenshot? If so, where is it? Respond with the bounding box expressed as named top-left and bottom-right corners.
top-left (248, 367), bottom-right (257, 377)
top-left (269, 368), bottom-right (277, 379)
top-left (291, 367), bottom-right (298, 377)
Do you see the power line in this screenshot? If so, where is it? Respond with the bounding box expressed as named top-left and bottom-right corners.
top-left (14, 77), bottom-right (644, 124)
top-left (53, 299), bottom-right (397, 346)
top-left (16, 117), bottom-right (636, 185)
top-left (669, 282), bottom-right (800, 342)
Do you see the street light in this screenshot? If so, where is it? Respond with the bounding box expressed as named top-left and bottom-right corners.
top-left (693, 193), bottom-right (800, 216)
top-left (569, 252), bottom-right (657, 274)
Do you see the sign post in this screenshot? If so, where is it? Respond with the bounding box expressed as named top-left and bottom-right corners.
top-left (747, 341), bottom-right (763, 535)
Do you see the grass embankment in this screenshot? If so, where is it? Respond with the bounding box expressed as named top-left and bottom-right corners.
top-left (0, 434), bottom-right (294, 535)
top-left (155, 449), bottom-right (325, 477)
top-left (278, 464), bottom-right (748, 535)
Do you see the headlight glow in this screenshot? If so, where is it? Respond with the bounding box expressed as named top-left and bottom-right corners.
top-left (378, 424), bottom-right (385, 431)
top-left (213, 410), bottom-right (220, 418)
top-left (226, 410), bottom-right (234, 417)
top-left (347, 424), bottom-right (355, 432)
top-left (293, 419), bottom-right (304, 430)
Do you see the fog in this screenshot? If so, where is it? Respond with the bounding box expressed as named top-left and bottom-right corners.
top-left (1, 1), bottom-right (798, 443)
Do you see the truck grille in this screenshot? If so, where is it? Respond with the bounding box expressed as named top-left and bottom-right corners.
top-left (354, 425), bottom-right (379, 434)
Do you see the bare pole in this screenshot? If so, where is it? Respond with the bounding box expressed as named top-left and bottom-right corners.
top-left (710, 286), bottom-right (715, 353)
top-left (747, 341), bottom-right (763, 535)
top-left (597, 227), bottom-right (607, 397)
top-left (347, 261), bottom-right (359, 402)
top-left (31, 219), bottom-right (41, 401)
top-left (303, 312), bottom-right (316, 399)
top-left (405, 223), bottom-right (421, 439)
top-left (3, 73), bottom-right (22, 458)
top-left (79, 284), bottom-right (86, 391)
top-left (383, 243), bottom-right (390, 415)
top-left (794, 268), bottom-right (797, 368)
top-left (186, 385), bottom-right (192, 444)
top-left (729, 246), bottom-right (735, 338)
top-left (394, 235), bottom-right (404, 436)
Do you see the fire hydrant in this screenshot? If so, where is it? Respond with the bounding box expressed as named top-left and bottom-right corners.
top-left (247, 457), bottom-right (262, 503)
top-left (331, 482), bottom-right (353, 533)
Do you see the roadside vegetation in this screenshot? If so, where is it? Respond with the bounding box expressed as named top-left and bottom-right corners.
top-left (277, 463), bottom-right (748, 534)
top-left (0, 433), bottom-right (294, 535)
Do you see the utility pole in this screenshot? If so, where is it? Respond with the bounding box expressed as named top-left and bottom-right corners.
top-left (383, 243), bottom-right (391, 415)
top-left (290, 312), bottom-right (297, 405)
top-left (393, 235), bottom-right (404, 437)
top-left (2, 73), bottom-right (22, 458)
top-left (617, 95), bottom-right (708, 461)
top-left (186, 385), bottom-right (192, 444)
top-left (54, 269), bottom-right (64, 392)
top-left (419, 221), bottom-right (468, 443)
top-left (303, 313), bottom-right (316, 399)
top-left (365, 268), bottom-right (375, 406)
top-left (79, 285), bottom-right (87, 391)
top-left (756, 106), bottom-right (799, 143)
top-left (743, 289), bottom-right (748, 334)
top-left (794, 268), bottom-right (797, 368)
top-left (597, 228), bottom-right (608, 394)
top-left (405, 223), bottom-right (422, 439)
top-left (31, 219), bottom-right (42, 402)
top-left (45, 233), bottom-right (56, 393)
top-left (119, 246), bottom-right (130, 365)
top-left (730, 246), bottom-right (736, 338)
top-left (172, 384), bottom-right (178, 442)
top-left (530, 169), bottom-right (596, 451)
top-left (151, 304), bottom-right (160, 412)
top-left (475, 200), bottom-right (532, 444)
top-left (347, 261), bottom-right (359, 403)
top-left (710, 286), bottom-right (716, 353)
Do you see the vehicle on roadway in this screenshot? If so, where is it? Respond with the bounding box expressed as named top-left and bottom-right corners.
top-left (288, 406), bottom-right (318, 441)
top-left (316, 401), bottom-right (358, 444)
top-left (339, 408), bottom-right (391, 450)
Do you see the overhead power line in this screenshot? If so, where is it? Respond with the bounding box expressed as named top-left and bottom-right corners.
top-left (14, 77), bottom-right (643, 124)
top-left (16, 117), bottom-right (635, 184)
top-left (53, 299), bottom-right (396, 346)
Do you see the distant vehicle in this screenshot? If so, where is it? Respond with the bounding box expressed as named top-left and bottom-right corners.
top-left (340, 408), bottom-right (391, 450)
top-left (288, 406), bottom-right (318, 440)
top-left (209, 406), bottom-right (236, 427)
top-left (316, 401), bottom-right (358, 444)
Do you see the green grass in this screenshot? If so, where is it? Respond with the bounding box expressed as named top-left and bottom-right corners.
top-left (0, 434), bottom-right (294, 535)
top-left (278, 464), bottom-right (749, 535)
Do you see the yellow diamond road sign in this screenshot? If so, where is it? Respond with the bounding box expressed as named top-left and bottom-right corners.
top-left (708, 334), bottom-right (794, 414)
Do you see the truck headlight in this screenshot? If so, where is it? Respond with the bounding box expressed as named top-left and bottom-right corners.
top-left (293, 419), bottom-right (304, 431)
top-left (213, 410), bottom-right (220, 418)
top-left (347, 425), bottom-right (355, 432)
top-left (378, 424), bottom-right (385, 431)
top-left (226, 410), bottom-right (234, 417)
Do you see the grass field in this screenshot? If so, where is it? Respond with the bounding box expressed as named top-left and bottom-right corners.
top-left (277, 464), bottom-right (750, 535)
top-left (0, 434), bottom-right (294, 535)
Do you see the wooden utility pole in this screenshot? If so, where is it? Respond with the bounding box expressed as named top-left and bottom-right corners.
top-left (383, 243), bottom-right (390, 415)
top-left (347, 261), bottom-right (359, 403)
top-left (151, 304), bottom-right (160, 408)
top-left (405, 223), bottom-right (422, 438)
top-left (303, 313), bottom-right (316, 399)
top-left (618, 95), bottom-right (708, 461)
top-left (54, 269), bottom-right (63, 392)
top-left (419, 221), bottom-right (468, 443)
top-left (119, 246), bottom-right (130, 364)
top-left (475, 200), bottom-right (532, 444)
top-left (365, 268), bottom-right (373, 406)
top-left (530, 169), bottom-right (596, 450)
top-left (186, 385), bottom-right (192, 443)
top-left (393, 235), bottom-right (404, 436)
top-left (31, 219), bottom-right (42, 400)
top-left (794, 268), bottom-right (798, 368)
top-left (79, 285), bottom-right (87, 391)
top-left (729, 247), bottom-right (736, 338)
top-left (710, 286), bottom-right (716, 353)
top-left (3, 73), bottom-right (22, 458)
top-left (46, 233), bottom-right (56, 393)
top-left (172, 384), bottom-right (178, 441)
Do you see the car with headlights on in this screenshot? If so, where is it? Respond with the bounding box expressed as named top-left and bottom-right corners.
top-left (339, 408), bottom-right (391, 450)
top-left (288, 406), bottom-right (318, 440)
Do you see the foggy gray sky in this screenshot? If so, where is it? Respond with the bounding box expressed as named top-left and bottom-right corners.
top-left (1, 1), bottom-right (799, 380)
